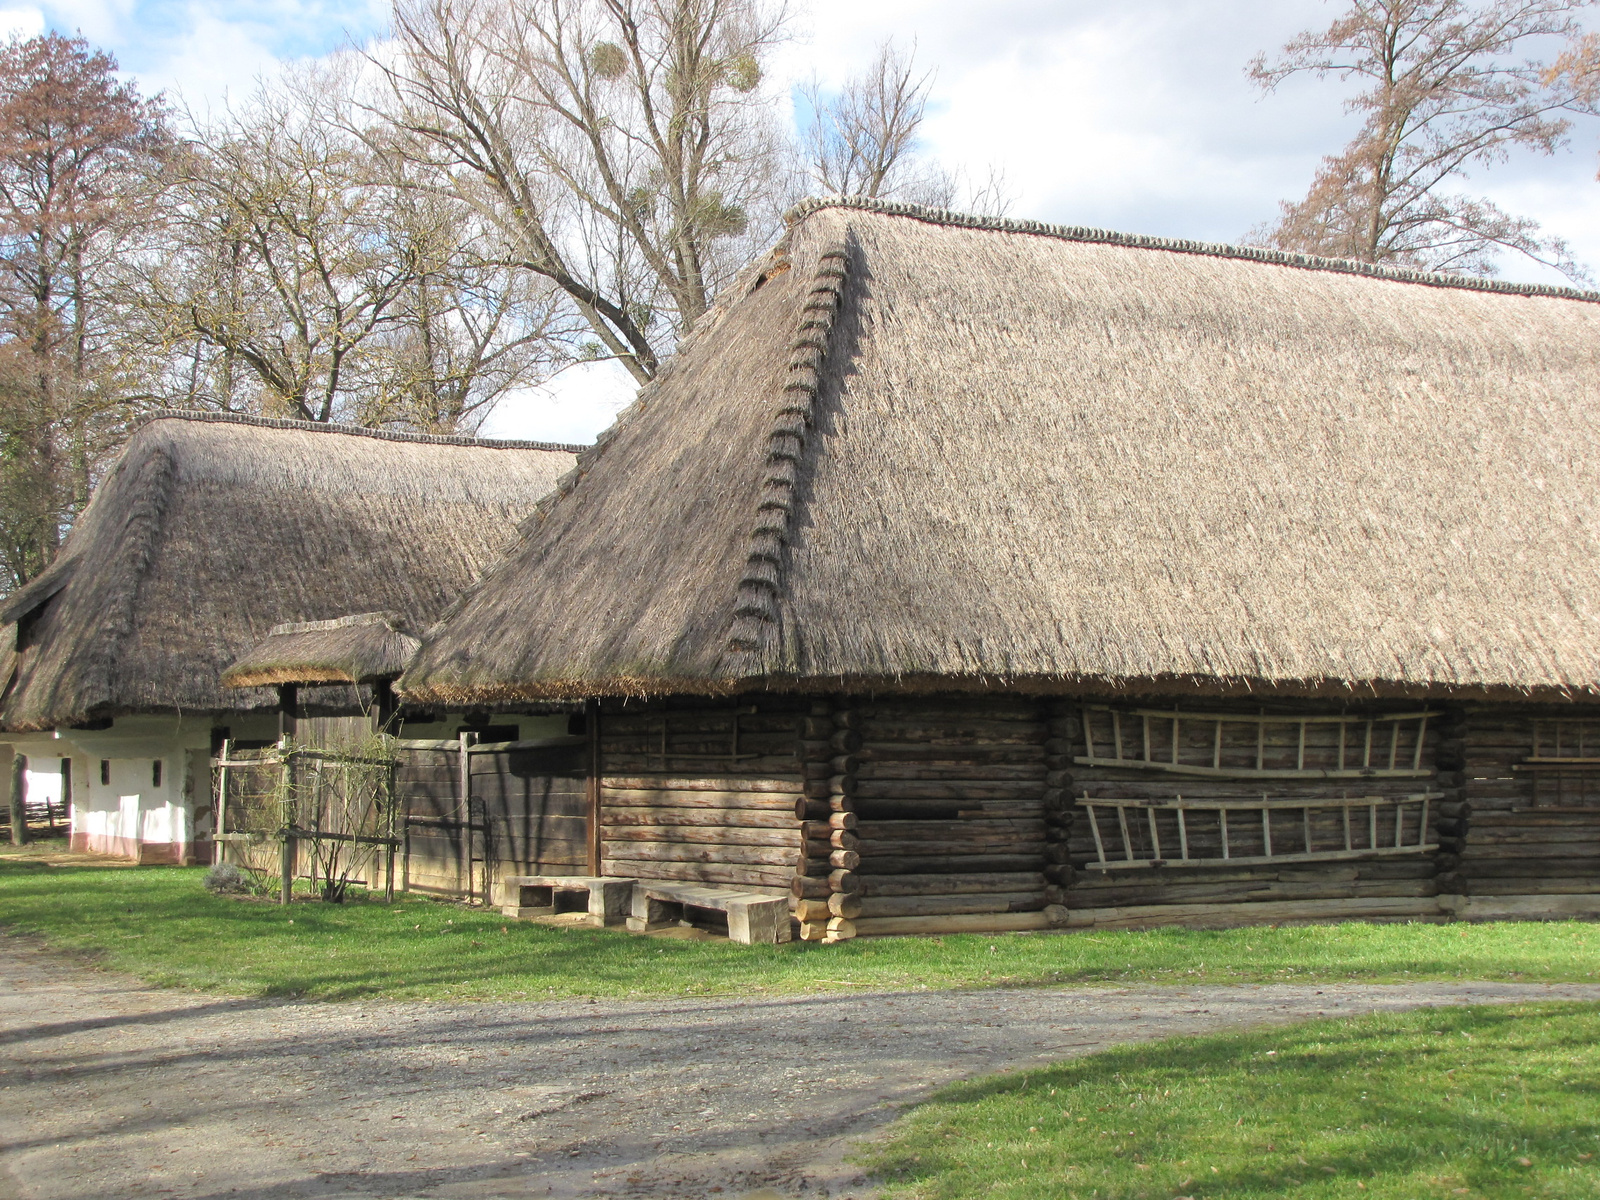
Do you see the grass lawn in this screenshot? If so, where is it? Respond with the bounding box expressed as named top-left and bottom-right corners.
top-left (2, 858), bottom-right (1600, 1000)
top-left (861, 1002), bottom-right (1600, 1200)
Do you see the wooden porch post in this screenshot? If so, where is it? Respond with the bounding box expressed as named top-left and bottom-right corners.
top-left (586, 699), bottom-right (601, 876)
top-left (4, 746), bottom-right (23, 846)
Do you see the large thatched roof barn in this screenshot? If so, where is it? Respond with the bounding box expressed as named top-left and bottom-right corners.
top-left (0, 411), bottom-right (578, 861)
top-left (399, 197), bottom-right (1600, 940)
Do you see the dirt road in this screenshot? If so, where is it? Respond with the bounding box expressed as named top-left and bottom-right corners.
top-left (2, 937), bottom-right (1597, 1200)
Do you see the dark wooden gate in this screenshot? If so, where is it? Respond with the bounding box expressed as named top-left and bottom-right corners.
top-left (397, 735), bottom-right (589, 899)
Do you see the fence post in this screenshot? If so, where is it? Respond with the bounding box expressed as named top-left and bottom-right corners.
top-left (384, 754), bottom-right (397, 904)
top-left (214, 739), bottom-right (231, 867)
top-left (458, 731), bottom-right (476, 901)
top-left (279, 740), bottom-right (294, 906)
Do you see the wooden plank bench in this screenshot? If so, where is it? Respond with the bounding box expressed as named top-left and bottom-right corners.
top-left (625, 881), bottom-right (792, 945)
top-left (497, 876), bottom-right (634, 927)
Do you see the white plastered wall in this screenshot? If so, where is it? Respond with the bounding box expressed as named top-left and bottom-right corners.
top-left (30, 713), bottom-right (280, 863)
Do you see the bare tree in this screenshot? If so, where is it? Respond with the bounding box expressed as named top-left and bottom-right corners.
top-left (802, 42), bottom-right (937, 199)
top-left (130, 71), bottom-right (564, 430)
top-left (376, 0), bottom-right (790, 385)
top-left (1249, 0), bottom-right (1590, 277)
top-left (0, 33), bottom-right (168, 588)
top-left (800, 40), bottom-right (1010, 214)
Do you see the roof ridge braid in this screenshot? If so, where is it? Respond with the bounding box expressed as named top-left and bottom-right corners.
top-left (719, 239), bottom-right (852, 677)
top-left (785, 196), bottom-right (1600, 304)
top-left (137, 408), bottom-right (589, 454)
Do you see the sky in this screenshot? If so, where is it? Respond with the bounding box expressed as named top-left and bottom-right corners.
top-left (5, 0), bottom-right (1599, 443)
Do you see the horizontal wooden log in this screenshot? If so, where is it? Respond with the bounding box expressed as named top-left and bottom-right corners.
top-left (857, 720), bottom-right (1047, 743)
top-left (857, 854), bottom-right (1043, 875)
top-left (860, 872), bottom-right (1046, 897)
top-left (1469, 811), bottom-right (1600, 827)
top-left (856, 744), bottom-right (1045, 764)
top-left (829, 869), bottom-right (858, 892)
top-left (793, 875), bottom-right (830, 899)
top-left (1065, 895), bottom-right (1445, 931)
top-left (1459, 842), bottom-right (1600, 858)
top-left (602, 807), bottom-right (797, 829)
top-left (603, 825), bottom-right (800, 848)
top-left (830, 849), bottom-right (861, 869)
top-left (829, 893), bottom-right (863, 918)
top-left (1066, 880), bottom-right (1438, 909)
top-left (1456, 858), bottom-right (1600, 877)
top-left (602, 775), bottom-right (802, 793)
top-left (853, 801), bottom-right (962, 821)
top-left (856, 837), bottom-right (1042, 857)
top-left (604, 754), bottom-right (799, 773)
top-left (794, 899), bottom-right (831, 922)
top-left (855, 763), bottom-right (1046, 781)
top-left (598, 841), bottom-right (799, 867)
top-left (859, 892), bottom-right (1045, 918)
top-left (1455, 879), bottom-right (1600, 897)
top-left (856, 819), bottom-right (1046, 839)
top-left (601, 788), bottom-right (799, 810)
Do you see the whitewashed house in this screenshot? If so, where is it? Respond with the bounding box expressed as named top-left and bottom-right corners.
top-left (0, 411), bottom-right (580, 861)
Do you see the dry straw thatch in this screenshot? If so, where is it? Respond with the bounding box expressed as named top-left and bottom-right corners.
top-left (0, 412), bottom-right (580, 731)
top-left (401, 198), bottom-right (1600, 703)
top-left (221, 611), bottom-right (421, 689)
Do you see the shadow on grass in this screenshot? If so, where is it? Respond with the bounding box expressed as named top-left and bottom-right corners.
top-left (868, 1003), bottom-right (1600, 1199)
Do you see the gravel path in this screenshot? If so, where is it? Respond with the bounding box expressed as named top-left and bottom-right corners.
top-left (2, 937), bottom-right (1598, 1200)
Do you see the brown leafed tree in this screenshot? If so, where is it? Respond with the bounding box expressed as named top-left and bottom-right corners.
top-left (376, 0), bottom-right (791, 384)
top-left (1249, 0), bottom-right (1590, 277)
top-left (0, 33), bottom-right (168, 588)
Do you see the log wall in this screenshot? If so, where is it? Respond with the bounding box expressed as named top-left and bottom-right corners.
top-left (414, 693), bottom-right (1600, 937)
top-left (842, 697), bottom-right (1049, 938)
top-left (596, 697), bottom-right (808, 892)
top-left (1447, 705), bottom-right (1600, 901)
top-left (1057, 702), bottom-right (1460, 918)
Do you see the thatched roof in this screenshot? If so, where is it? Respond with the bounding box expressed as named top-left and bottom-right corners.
top-left (400, 197), bottom-right (1600, 703)
top-left (221, 611), bottom-right (420, 689)
top-left (0, 412), bottom-right (580, 730)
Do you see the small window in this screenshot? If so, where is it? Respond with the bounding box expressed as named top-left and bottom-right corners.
top-left (151, 760), bottom-right (162, 788)
top-left (99, 760), bottom-right (110, 786)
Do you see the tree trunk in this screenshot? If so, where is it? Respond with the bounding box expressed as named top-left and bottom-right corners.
top-left (9, 750), bottom-right (28, 846)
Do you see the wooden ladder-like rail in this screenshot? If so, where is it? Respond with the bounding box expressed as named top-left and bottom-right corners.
top-left (1076, 792), bottom-right (1442, 871)
top-left (1075, 706), bottom-right (1437, 780)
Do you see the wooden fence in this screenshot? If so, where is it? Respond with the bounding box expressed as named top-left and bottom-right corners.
top-left (214, 733), bottom-right (589, 903)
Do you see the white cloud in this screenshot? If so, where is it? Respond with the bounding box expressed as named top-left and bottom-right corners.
top-left (0, 7), bottom-right (44, 39)
top-left (479, 359), bottom-right (639, 446)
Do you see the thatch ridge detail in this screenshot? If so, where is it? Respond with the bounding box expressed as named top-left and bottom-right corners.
top-left (720, 239), bottom-right (851, 675)
top-left (786, 196), bottom-right (1600, 304)
top-left (138, 408), bottom-right (589, 454)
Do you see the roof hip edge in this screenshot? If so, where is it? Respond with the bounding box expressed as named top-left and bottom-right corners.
top-left (137, 408), bottom-right (589, 453)
top-left (785, 196), bottom-right (1600, 303)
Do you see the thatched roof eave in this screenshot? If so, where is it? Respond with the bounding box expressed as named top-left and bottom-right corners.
top-left (396, 669), bottom-right (1600, 709)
